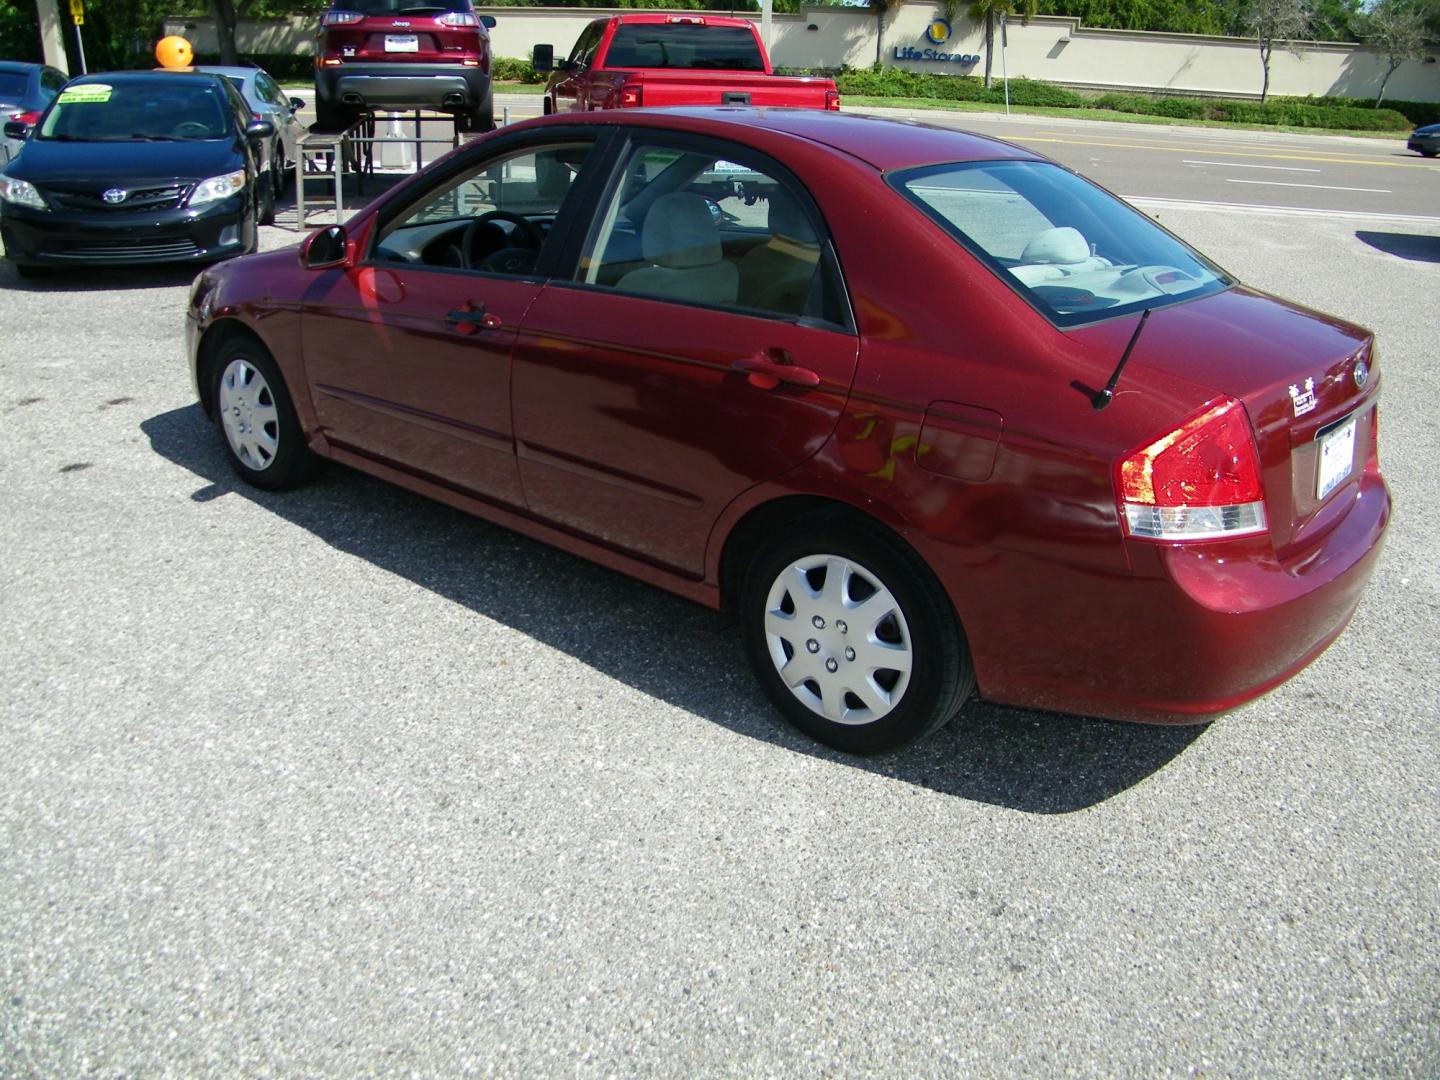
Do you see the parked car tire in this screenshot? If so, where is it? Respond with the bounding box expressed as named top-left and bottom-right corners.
top-left (313, 98), bottom-right (355, 134)
top-left (457, 101), bottom-right (494, 133)
top-left (740, 514), bottom-right (974, 754)
top-left (210, 339), bottom-right (316, 490)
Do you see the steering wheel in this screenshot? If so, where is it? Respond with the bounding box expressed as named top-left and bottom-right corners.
top-left (172, 121), bottom-right (213, 138)
top-left (461, 210), bottom-right (544, 271)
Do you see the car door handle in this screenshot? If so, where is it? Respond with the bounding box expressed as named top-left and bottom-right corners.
top-left (733, 354), bottom-right (821, 390)
top-left (446, 307), bottom-right (502, 333)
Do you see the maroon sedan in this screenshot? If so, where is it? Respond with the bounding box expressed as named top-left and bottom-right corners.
top-left (186, 108), bottom-right (1389, 754)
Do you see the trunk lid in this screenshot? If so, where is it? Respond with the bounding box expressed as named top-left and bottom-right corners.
top-left (1117, 286), bottom-right (1378, 554)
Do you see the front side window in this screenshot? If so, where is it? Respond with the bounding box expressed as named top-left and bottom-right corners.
top-left (892, 160), bottom-right (1230, 326)
top-left (581, 141), bottom-right (838, 323)
top-left (569, 22), bottom-right (604, 66)
top-left (373, 140), bottom-right (594, 274)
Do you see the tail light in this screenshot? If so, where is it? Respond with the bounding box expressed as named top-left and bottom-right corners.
top-left (1117, 397), bottom-right (1267, 541)
top-left (667, 16), bottom-right (705, 24)
top-left (825, 90), bottom-right (841, 111)
top-left (321, 9), bottom-right (363, 26)
top-left (620, 86), bottom-right (643, 108)
top-left (439, 12), bottom-right (478, 26)
top-left (9, 110), bottom-right (41, 125)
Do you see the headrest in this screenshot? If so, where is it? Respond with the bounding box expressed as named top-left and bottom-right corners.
top-left (1019, 226), bottom-right (1089, 265)
top-left (642, 193), bottom-right (721, 269)
top-left (768, 192), bottom-right (817, 245)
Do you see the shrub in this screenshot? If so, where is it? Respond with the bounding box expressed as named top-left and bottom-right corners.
top-left (492, 56), bottom-right (544, 84)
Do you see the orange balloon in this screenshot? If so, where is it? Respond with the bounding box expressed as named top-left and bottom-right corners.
top-left (155, 35), bottom-right (194, 70)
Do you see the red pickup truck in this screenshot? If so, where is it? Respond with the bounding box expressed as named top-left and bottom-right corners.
top-left (533, 14), bottom-right (840, 113)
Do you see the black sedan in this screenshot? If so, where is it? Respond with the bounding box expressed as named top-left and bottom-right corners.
top-left (1, 61), bottom-right (68, 164)
top-left (1407, 122), bottom-right (1439, 159)
top-left (0, 70), bottom-right (274, 276)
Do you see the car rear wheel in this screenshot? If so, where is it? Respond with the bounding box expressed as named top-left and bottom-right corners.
top-left (211, 341), bottom-right (316, 490)
top-left (313, 98), bottom-right (355, 134)
top-left (457, 102), bottom-right (494, 133)
top-left (740, 517), bottom-right (973, 754)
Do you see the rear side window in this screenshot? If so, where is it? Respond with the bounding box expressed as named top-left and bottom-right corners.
top-left (604, 25), bottom-right (764, 71)
top-left (893, 159), bottom-right (1230, 327)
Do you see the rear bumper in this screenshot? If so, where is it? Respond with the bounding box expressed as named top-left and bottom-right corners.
top-left (917, 467), bottom-right (1391, 723)
top-left (316, 63), bottom-right (491, 112)
top-left (1, 194), bottom-right (252, 267)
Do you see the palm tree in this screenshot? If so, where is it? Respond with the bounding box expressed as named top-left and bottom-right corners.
top-left (967, 0), bottom-right (1037, 89)
top-left (868, 0), bottom-right (905, 66)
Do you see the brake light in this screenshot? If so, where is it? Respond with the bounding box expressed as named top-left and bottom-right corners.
top-left (9, 110), bottom-right (41, 125)
top-left (667, 16), bottom-right (705, 24)
top-left (620, 86), bottom-right (643, 107)
top-left (439, 12), bottom-right (478, 26)
top-left (824, 90), bottom-right (840, 111)
top-left (1118, 398), bottom-right (1267, 541)
top-left (321, 10), bottom-right (363, 26)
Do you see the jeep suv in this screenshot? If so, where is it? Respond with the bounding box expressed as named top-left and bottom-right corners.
top-left (314, 0), bottom-right (495, 132)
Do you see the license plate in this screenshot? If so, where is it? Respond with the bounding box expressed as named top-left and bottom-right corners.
top-left (385, 34), bottom-right (419, 52)
top-left (1316, 414), bottom-right (1357, 501)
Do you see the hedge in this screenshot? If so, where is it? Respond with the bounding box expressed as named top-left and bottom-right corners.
top-left (1091, 92), bottom-right (1413, 131)
top-left (833, 67), bottom-right (1088, 108)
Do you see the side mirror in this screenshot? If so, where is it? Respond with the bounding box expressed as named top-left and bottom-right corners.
top-left (480, 14), bottom-right (496, 28)
top-left (289, 97), bottom-right (306, 112)
top-left (245, 119), bottom-right (276, 141)
top-left (301, 224), bottom-right (349, 269)
top-left (3, 120), bottom-right (29, 140)
top-left (532, 44), bottom-right (554, 73)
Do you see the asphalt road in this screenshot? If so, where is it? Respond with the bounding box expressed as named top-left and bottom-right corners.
top-left (1, 136), bottom-right (1438, 1074)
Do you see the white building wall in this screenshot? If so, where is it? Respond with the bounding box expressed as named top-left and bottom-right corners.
top-left (163, 5), bottom-right (1440, 103)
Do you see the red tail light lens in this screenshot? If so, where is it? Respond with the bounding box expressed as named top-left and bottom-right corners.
top-left (825, 90), bottom-right (840, 111)
top-left (10, 110), bottom-right (41, 125)
top-left (321, 10), bottom-right (363, 26)
top-left (620, 86), bottom-right (643, 108)
top-left (1118, 397), bottom-right (1267, 541)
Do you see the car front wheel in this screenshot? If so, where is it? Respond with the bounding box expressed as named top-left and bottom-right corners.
top-left (740, 517), bottom-right (974, 754)
top-left (210, 340), bottom-right (316, 489)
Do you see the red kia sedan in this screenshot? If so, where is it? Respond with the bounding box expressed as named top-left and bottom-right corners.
top-left (185, 109), bottom-right (1389, 754)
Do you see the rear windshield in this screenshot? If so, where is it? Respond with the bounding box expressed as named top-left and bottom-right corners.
top-left (892, 160), bottom-right (1230, 327)
top-left (37, 81), bottom-right (232, 142)
top-left (0, 72), bottom-right (29, 99)
top-left (605, 25), bottom-right (765, 71)
top-left (335, 0), bottom-right (473, 12)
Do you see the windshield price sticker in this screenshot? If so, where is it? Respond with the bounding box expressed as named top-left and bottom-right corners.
top-left (1316, 414), bottom-right (1357, 501)
top-left (57, 85), bottom-right (112, 104)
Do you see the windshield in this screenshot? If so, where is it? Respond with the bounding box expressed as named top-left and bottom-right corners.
top-left (37, 81), bottom-right (231, 142)
top-left (0, 72), bottom-right (28, 100)
top-left (892, 160), bottom-right (1230, 327)
top-left (605, 25), bottom-right (765, 71)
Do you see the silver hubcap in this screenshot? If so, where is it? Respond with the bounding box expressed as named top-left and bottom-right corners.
top-left (763, 554), bottom-right (913, 726)
top-left (218, 358), bottom-right (279, 471)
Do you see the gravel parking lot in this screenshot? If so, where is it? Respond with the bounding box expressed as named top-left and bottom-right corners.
top-left (1, 196), bottom-right (1436, 1076)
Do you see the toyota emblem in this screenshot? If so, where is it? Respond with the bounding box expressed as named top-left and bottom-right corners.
top-left (102, 188), bottom-right (127, 204)
top-left (1354, 359), bottom-right (1370, 389)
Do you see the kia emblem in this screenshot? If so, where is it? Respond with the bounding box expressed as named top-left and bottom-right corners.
top-left (102, 188), bottom-right (127, 204)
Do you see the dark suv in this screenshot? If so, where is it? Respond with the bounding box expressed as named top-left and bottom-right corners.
top-left (314, 0), bottom-right (496, 132)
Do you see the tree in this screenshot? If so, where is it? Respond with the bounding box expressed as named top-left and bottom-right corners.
top-left (1243, 0), bottom-right (1312, 102)
top-left (868, 0), bottom-right (904, 66)
top-left (1361, 0), bottom-right (1429, 105)
top-left (967, 0), bottom-right (1037, 89)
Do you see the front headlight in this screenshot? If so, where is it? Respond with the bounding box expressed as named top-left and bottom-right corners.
top-left (0, 175), bottom-right (47, 210)
top-left (189, 169), bottom-right (246, 208)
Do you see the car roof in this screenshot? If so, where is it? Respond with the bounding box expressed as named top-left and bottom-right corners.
top-left (532, 108), bottom-right (1044, 173)
top-left (605, 13), bottom-right (756, 28)
top-left (0, 61), bottom-right (44, 74)
top-left (68, 70), bottom-right (229, 86)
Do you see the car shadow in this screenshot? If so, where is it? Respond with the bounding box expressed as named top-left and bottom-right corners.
top-left (141, 404), bottom-right (1206, 814)
top-left (0, 257), bottom-right (201, 293)
top-left (1355, 230), bottom-right (1440, 264)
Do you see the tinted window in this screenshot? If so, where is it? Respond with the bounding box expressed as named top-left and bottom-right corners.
top-left (42, 70), bottom-right (67, 95)
top-left (340, 0), bottom-right (473, 12)
top-left (0, 73), bottom-right (27, 99)
top-left (605, 25), bottom-right (764, 71)
top-left (893, 160), bottom-right (1230, 327)
top-left (568, 21), bottom-right (604, 66)
top-left (38, 81), bottom-right (232, 141)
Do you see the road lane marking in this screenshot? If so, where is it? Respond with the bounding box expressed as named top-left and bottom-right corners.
top-left (1184, 159), bottom-right (1322, 172)
top-left (1224, 178), bottom-right (1392, 193)
top-left (1122, 195), bottom-right (1440, 223)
